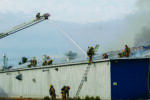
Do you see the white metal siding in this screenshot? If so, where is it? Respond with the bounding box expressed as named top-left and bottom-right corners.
top-left (0, 61), bottom-right (111, 99)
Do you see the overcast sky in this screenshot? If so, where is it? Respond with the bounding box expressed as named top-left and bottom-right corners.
top-left (0, 0), bottom-right (137, 23)
top-left (0, 0), bottom-right (150, 65)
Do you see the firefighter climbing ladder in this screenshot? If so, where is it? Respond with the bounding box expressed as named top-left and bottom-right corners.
top-left (74, 64), bottom-right (91, 99)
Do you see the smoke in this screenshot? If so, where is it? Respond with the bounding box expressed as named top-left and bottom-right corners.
top-left (64, 50), bottom-right (77, 60)
top-left (134, 27), bottom-right (150, 47)
top-left (133, 0), bottom-right (150, 47)
top-left (136, 0), bottom-right (150, 11)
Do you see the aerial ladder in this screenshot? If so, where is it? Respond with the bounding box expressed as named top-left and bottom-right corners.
top-left (0, 13), bottom-right (50, 39)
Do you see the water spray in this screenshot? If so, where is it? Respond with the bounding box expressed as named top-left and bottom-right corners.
top-left (49, 20), bottom-right (87, 57)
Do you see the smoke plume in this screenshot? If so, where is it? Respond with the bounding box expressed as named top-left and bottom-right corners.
top-left (134, 0), bottom-right (150, 47)
top-left (134, 27), bottom-right (150, 47)
top-left (136, 0), bottom-right (150, 11)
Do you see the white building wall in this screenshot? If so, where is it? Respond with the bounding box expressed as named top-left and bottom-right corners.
top-left (0, 61), bottom-right (111, 99)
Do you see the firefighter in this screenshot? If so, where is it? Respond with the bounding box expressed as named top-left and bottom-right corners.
top-left (47, 56), bottom-right (53, 65)
top-left (87, 46), bottom-right (94, 64)
top-left (118, 53), bottom-right (123, 58)
top-left (61, 86), bottom-right (70, 100)
top-left (36, 12), bottom-right (41, 20)
top-left (32, 57), bottom-right (37, 67)
top-left (42, 55), bottom-right (47, 66)
top-left (42, 61), bottom-right (47, 66)
top-left (48, 59), bottom-right (53, 65)
top-left (123, 45), bottom-right (130, 57)
top-left (102, 53), bottom-right (108, 59)
top-left (27, 57), bottom-right (36, 67)
top-left (49, 85), bottom-right (56, 100)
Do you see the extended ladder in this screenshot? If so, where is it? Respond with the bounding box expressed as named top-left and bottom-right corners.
top-left (0, 13), bottom-right (50, 39)
top-left (74, 64), bottom-right (91, 99)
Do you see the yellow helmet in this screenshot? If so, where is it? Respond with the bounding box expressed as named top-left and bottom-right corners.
top-left (90, 46), bottom-right (94, 49)
top-left (49, 84), bottom-right (52, 88)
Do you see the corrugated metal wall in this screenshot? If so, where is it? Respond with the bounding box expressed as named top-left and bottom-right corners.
top-left (111, 58), bottom-right (150, 99)
top-left (0, 61), bottom-right (111, 99)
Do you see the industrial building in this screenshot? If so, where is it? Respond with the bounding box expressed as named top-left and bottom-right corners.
top-left (0, 58), bottom-right (149, 99)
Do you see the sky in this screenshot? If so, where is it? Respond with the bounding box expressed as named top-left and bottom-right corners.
top-left (0, 0), bottom-right (137, 23)
top-left (0, 0), bottom-right (150, 65)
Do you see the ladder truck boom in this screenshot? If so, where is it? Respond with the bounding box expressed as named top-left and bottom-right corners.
top-left (0, 13), bottom-right (50, 39)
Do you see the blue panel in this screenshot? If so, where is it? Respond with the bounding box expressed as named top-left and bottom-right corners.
top-left (111, 58), bottom-right (150, 99)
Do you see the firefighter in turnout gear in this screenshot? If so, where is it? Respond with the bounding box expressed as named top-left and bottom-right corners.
top-left (32, 57), bottom-right (37, 67)
top-left (49, 85), bottom-right (56, 100)
top-left (36, 12), bottom-right (41, 20)
top-left (47, 56), bottom-right (53, 65)
top-left (42, 55), bottom-right (47, 66)
top-left (61, 86), bottom-right (70, 100)
top-left (102, 53), bottom-right (108, 59)
top-left (28, 57), bottom-right (37, 67)
top-left (42, 60), bottom-right (47, 66)
top-left (118, 53), bottom-right (123, 58)
top-left (123, 45), bottom-right (130, 57)
top-left (87, 46), bottom-right (94, 64)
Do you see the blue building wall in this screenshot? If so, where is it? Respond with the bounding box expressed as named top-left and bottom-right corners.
top-left (111, 58), bottom-right (150, 99)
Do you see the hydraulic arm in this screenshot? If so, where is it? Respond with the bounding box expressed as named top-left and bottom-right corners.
top-left (0, 13), bottom-right (50, 39)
